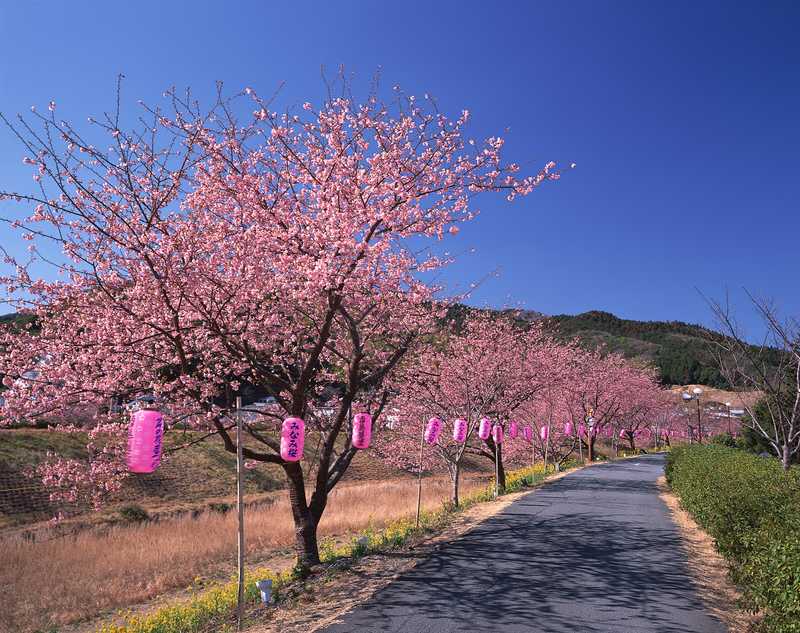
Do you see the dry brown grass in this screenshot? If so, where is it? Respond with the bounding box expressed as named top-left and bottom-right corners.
top-left (0, 475), bottom-right (487, 633)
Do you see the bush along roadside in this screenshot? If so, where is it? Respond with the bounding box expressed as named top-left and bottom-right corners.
top-left (666, 444), bottom-right (800, 633)
top-left (96, 461), bottom-right (575, 633)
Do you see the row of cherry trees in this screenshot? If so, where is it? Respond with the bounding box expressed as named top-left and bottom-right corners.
top-left (377, 311), bottom-right (678, 507)
top-left (0, 84), bottom-right (693, 566)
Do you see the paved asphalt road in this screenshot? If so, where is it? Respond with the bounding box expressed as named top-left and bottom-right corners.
top-left (321, 454), bottom-right (727, 633)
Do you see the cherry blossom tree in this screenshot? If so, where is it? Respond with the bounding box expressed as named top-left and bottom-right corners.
top-left (378, 311), bottom-right (570, 498)
top-left (614, 368), bottom-right (664, 451)
top-left (0, 82), bottom-right (561, 565)
top-left (560, 349), bottom-right (663, 461)
top-left (516, 385), bottom-right (579, 470)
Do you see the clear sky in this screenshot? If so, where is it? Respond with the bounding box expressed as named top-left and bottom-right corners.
top-left (1, 1), bottom-right (797, 337)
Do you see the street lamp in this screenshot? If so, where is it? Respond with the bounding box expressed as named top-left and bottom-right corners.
top-left (692, 388), bottom-right (703, 443)
top-left (682, 388), bottom-right (704, 443)
top-left (725, 401), bottom-right (732, 435)
top-left (682, 391), bottom-right (694, 442)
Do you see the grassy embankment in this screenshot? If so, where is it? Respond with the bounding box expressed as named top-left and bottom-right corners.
top-left (1, 461), bottom-right (558, 633)
top-left (0, 432), bottom-right (489, 633)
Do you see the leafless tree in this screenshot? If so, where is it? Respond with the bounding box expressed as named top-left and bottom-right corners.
top-left (708, 292), bottom-right (800, 470)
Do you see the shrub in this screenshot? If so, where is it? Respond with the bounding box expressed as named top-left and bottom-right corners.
top-left (667, 445), bottom-right (800, 632)
top-left (710, 432), bottom-right (737, 448)
top-left (117, 504), bottom-right (150, 523)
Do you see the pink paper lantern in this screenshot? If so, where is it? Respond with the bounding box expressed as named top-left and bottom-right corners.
top-left (127, 409), bottom-right (164, 473)
top-left (578, 423), bottom-right (586, 437)
top-left (425, 417), bottom-right (443, 444)
top-left (478, 417), bottom-right (492, 440)
top-left (508, 420), bottom-right (519, 439)
top-left (540, 426), bottom-right (549, 441)
top-left (619, 428), bottom-right (627, 439)
top-left (492, 423), bottom-right (504, 444)
top-left (453, 418), bottom-right (468, 443)
top-left (564, 421), bottom-right (574, 435)
top-left (523, 425), bottom-right (533, 442)
top-left (280, 417), bottom-right (305, 462)
top-left (352, 412), bottom-right (372, 449)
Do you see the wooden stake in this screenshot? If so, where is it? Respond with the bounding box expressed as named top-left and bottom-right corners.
top-left (415, 420), bottom-right (425, 528)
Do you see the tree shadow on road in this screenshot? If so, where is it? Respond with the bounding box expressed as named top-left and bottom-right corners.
top-left (322, 458), bottom-right (726, 633)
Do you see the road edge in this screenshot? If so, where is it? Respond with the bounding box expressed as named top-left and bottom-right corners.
top-left (656, 475), bottom-right (760, 633)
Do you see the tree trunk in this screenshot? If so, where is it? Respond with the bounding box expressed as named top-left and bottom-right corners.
top-left (484, 438), bottom-right (506, 490)
top-left (284, 462), bottom-right (321, 567)
top-left (496, 442), bottom-right (506, 490)
top-left (450, 462), bottom-right (461, 507)
top-left (628, 434), bottom-right (636, 451)
top-left (587, 436), bottom-right (595, 462)
top-left (783, 444), bottom-right (792, 471)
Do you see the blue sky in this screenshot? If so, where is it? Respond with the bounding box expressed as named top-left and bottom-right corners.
top-left (1, 1), bottom-right (798, 337)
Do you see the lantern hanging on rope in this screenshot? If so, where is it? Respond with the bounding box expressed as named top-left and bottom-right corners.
top-left (564, 421), bottom-right (574, 435)
top-left (508, 420), bottom-right (519, 439)
top-left (127, 409), bottom-right (164, 473)
top-left (425, 417), bottom-right (443, 444)
top-left (492, 424), bottom-right (504, 444)
top-left (540, 426), bottom-right (549, 441)
top-left (478, 417), bottom-right (492, 440)
top-left (619, 428), bottom-right (627, 439)
top-left (352, 413), bottom-right (372, 449)
top-left (523, 425), bottom-right (533, 442)
top-left (280, 417), bottom-right (305, 462)
top-left (453, 418), bottom-right (468, 443)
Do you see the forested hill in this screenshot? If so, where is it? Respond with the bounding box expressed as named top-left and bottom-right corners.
top-left (544, 310), bottom-right (738, 387)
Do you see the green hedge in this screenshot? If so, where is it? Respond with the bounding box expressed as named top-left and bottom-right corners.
top-left (666, 445), bottom-right (800, 632)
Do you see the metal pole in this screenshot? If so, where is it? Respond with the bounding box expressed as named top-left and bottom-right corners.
top-left (695, 397), bottom-right (702, 444)
top-left (235, 396), bottom-right (245, 632)
top-left (543, 423), bottom-right (550, 474)
top-left (494, 441), bottom-right (499, 498)
top-left (415, 420), bottom-right (425, 528)
top-left (726, 404), bottom-right (731, 435)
